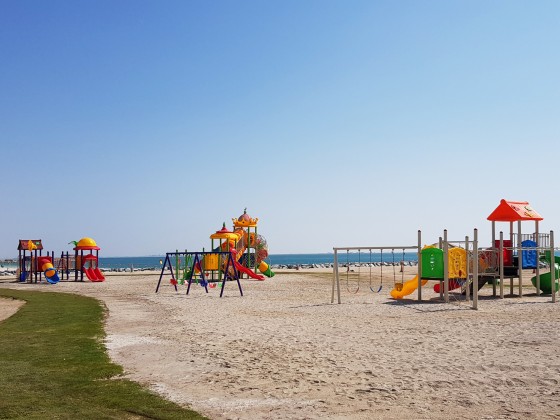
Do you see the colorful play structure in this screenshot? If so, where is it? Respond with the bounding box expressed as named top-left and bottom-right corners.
top-left (17, 237), bottom-right (105, 283)
top-left (17, 240), bottom-right (61, 284)
top-left (155, 209), bottom-right (274, 296)
top-left (331, 199), bottom-right (559, 309)
top-left (72, 237), bottom-right (105, 282)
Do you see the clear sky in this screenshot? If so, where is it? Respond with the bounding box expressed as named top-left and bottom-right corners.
top-left (1, 0), bottom-right (559, 258)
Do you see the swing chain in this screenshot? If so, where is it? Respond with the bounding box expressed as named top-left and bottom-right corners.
top-left (393, 248), bottom-right (404, 291)
top-left (346, 249), bottom-right (359, 293)
top-left (369, 248), bottom-right (383, 293)
top-left (402, 248), bottom-right (406, 282)
top-left (369, 249), bottom-right (372, 281)
top-left (380, 249), bottom-right (383, 284)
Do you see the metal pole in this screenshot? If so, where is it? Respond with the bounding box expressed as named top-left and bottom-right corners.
top-left (333, 245), bottom-right (420, 251)
top-left (336, 250), bottom-right (341, 304)
top-left (332, 249), bottom-right (337, 303)
top-left (247, 227), bottom-right (252, 274)
top-left (491, 241), bottom-right (497, 297)
top-left (518, 220), bottom-right (523, 297)
top-left (210, 240), bottom-right (214, 282)
top-left (465, 236), bottom-right (472, 302)
top-left (443, 230), bottom-right (449, 303)
top-left (155, 254), bottom-right (170, 293)
top-left (438, 236), bottom-right (443, 300)
top-left (186, 253), bottom-right (197, 295)
top-left (175, 250), bottom-right (179, 281)
top-left (499, 231), bottom-right (504, 299)
top-left (509, 221), bottom-right (513, 295)
top-left (18, 249), bottom-right (22, 282)
top-left (254, 226), bottom-right (258, 272)
top-left (418, 230), bottom-right (422, 301)
top-left (551, 231), bottom-right (556, 303)
top-left (35, 249), bottom-right (38, 282)
top-left (332, 249), bottom-right (341, 304)
top-left (535, 221), bottom-right (540, 296)
top-left (510, 221), bottom-right (514, 244)
top-left (465, 236), bottom-right (473, 302)
top-left (473, 228), bottom-right (479, 310)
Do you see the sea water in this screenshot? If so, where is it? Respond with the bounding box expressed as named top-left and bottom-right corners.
top-left (6, 250), bottom-right (559, 271)
top-left (0, 253), bottom-right (420, 271)
top-left (93, 252), bottom-right (419, 270)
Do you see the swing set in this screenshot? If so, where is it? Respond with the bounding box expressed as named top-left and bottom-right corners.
top-left (155, 251), bottom-right (243, 297)
top-left (341, 247), bottom-right (410, 296)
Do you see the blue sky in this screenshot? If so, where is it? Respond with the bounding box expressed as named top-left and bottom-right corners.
top-left (1, 0), bottom-right (559, 257)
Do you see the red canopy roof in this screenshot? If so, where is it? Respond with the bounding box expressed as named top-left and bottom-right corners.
top-left (487, 199), bottom-right (543, 222)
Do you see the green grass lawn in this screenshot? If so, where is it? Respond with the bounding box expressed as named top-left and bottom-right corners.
top-left (0, 289), bottom-right (206, 419)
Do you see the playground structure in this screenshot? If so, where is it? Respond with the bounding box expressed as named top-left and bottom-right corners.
top-left (17, 240), bottom-right (61, 284)
top-left (211, 211), bottom-right (275, 280)
top-left (155, 209), bottom-right (274, 295)
top-left (155, 251), bottom-right (244, 297)
top-left (331, 199), bottom-right (559, 309)
top-left (16, 237), bottom-right (105, 283)
top-left (72, 237), bottom-right (105, 282)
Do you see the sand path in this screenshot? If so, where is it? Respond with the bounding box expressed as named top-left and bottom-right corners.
top-left (2, 269), bottom-right (560, 419)
top-left (0, 297), bottom-right (25, 322)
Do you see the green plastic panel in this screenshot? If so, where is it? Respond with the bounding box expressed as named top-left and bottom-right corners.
top-left (421, 248), bottom-right (444, 279)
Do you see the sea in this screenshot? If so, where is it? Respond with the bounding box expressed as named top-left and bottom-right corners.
top-left (0, 252), bottom-right (418, 271)
top-left (97, 252), bottom-right (419, 270)
top-left (4, 250), bottom-right (560, 271)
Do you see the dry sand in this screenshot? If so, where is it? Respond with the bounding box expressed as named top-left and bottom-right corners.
top-left (0, 297), bottom-right (25, 321)
top-left (1, 267), bottom-right (560, 419)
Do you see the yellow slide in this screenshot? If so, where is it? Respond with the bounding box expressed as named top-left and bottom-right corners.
top-left (390, 275), bottom-right (428, 299)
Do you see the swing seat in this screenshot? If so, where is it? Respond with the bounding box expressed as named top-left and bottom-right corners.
top-left (370, 285), bottom-right (383, 293)
top-left (395, 282), bottom-right (403, 291)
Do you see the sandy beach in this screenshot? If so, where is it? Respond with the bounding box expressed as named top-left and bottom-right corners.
top-left (0, 296), bottom-right (25, 321)
top-left (1, 267), bottom-right (560, 419)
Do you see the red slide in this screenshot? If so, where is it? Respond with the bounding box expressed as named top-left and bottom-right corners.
top-left (234, 260), bottom-right (265, 280)
top-left (433, 279), bottom-right (463, 293)
top-left (93, 268), bottom-right (105, 281)
top-left (85, 267), bottom-right (104, 282)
